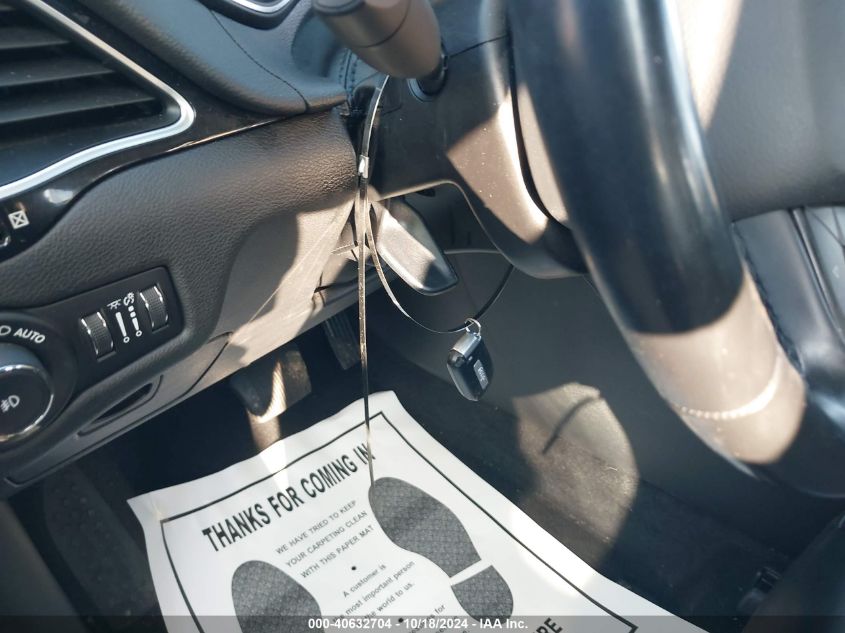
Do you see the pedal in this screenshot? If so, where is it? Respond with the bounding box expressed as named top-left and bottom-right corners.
top-left (737, 566), bottom-right (782, 616)
top-left (228, 343), bottom-right (311, 423)
top-left (322, 311), bottom-right (360, 370)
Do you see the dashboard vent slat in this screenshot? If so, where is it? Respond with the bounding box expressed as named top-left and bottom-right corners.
top-left (0, 85), bottom-right (158, 126)
top-left (0, 57), bottom-right (114, 88)
top-left (0, 26), bottom-right (68, 50)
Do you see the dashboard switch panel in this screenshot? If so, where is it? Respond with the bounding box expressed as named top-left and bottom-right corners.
top-left (28, 268), bottom-right (182, 390)
top-left (0, 269), bottom-right (180, 446)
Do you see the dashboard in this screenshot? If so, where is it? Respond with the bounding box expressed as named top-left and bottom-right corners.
top-left (4, 0), bottom-right (845, 499)
top-left (0, 0), bottom-right (575, 495)
top-left (0, 0), bottom-right (360, 490)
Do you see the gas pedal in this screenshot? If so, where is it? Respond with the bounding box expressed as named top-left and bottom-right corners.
top-left (322, 311), bottom-right (359, 370)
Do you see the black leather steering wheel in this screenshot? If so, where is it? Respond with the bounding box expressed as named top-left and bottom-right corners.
top-left (510, 0), bottom-right (845, 496)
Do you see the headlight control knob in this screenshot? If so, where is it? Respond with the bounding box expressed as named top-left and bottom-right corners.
top-left (0, 343), bottom-right (53, 443)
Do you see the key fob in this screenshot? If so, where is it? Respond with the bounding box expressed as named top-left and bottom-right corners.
top-left (447, 321), bottom-right (493, 401)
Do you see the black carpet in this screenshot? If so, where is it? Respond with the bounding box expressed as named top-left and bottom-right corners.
top-left (12, 324), bottom-right (786, 633)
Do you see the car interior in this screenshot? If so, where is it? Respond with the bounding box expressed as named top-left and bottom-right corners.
top-left (2, 0), bottom-right (845, 631)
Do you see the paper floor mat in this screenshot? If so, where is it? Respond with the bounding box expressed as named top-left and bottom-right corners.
top-left (130, 391), bottom-right (702, 633)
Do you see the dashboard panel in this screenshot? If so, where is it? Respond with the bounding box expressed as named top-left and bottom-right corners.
top-left (0, 0), bottom-right (357, 491)
top-left (0, 0), bottom-right (586, 492)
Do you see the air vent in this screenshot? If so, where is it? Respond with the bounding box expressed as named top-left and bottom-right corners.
top-left (0, 0), bottom-right (192, 197)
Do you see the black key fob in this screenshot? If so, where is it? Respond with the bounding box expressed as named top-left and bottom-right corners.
top-left (447, 320), bottom-right (493, 401)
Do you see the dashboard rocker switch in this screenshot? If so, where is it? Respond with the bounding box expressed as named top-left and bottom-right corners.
top-left (139, 285), bottom-right (168, 331)
top-left (80, 312), bottom-right (114, 358)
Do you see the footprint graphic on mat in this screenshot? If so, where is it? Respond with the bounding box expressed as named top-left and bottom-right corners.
top-left (369, 477), bottom-right (514, 621)
top-left (232, 560), bottom-right (322, 633)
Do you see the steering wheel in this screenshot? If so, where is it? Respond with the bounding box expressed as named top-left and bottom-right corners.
top-left (510, 0), bottom-right (845, 496)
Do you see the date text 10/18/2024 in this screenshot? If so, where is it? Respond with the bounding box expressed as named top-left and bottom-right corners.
top-left (306, 617), bottom-right (566, 632)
